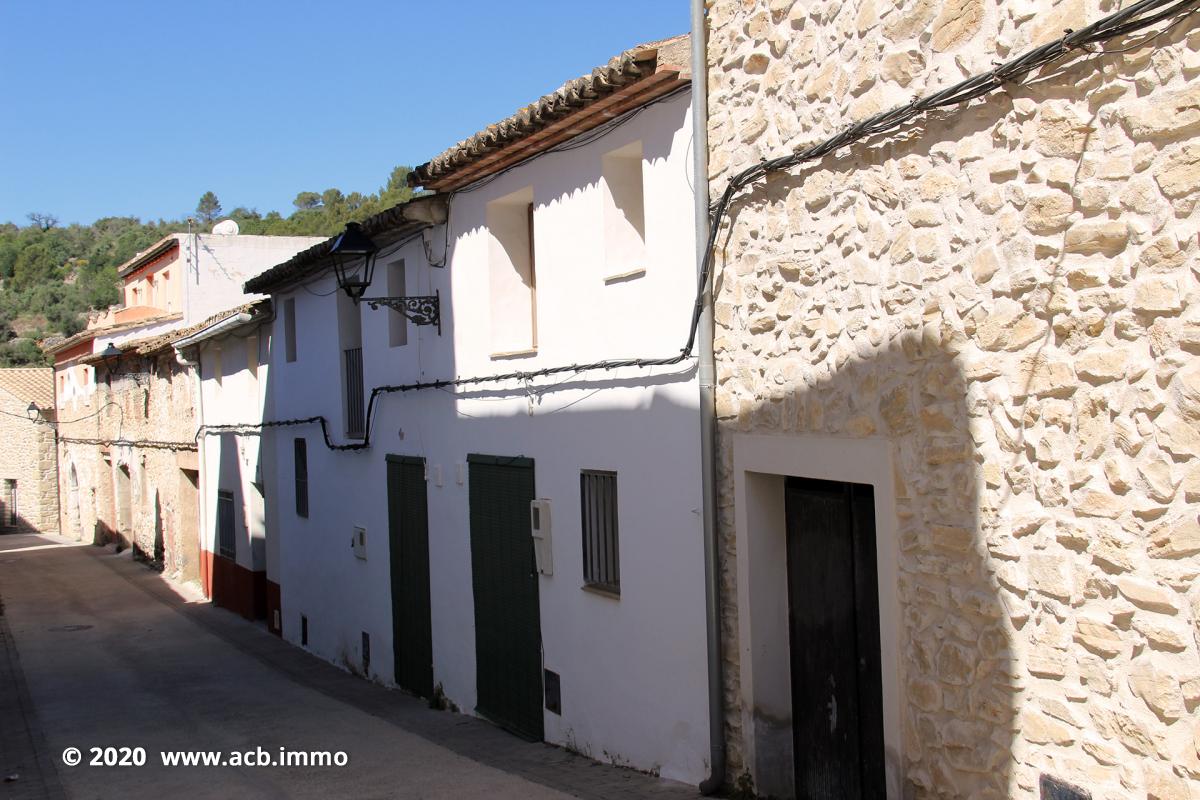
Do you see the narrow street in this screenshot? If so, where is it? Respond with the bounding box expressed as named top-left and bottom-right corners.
top-left (0, 533), bottom-right (700, 800)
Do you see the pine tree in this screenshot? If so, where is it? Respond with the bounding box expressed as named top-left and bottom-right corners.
top-left (196, 192), bottom-right (222, 223)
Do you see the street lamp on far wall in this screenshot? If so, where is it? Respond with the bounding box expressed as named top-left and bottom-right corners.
top-left (98, 342), bottom-right (122, 372)
top-left (26, 401), bottom-right (40, 421)
top-left (328, 222), bottom-right (442, 334)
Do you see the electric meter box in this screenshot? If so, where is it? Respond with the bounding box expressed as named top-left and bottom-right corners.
top-left (352, 526), bottom-right (367, 560)
top-left (530, 499), bottom-right (552, 575)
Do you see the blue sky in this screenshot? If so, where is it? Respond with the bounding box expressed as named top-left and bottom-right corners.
top-left (0, 1), bottom-right (688, 226)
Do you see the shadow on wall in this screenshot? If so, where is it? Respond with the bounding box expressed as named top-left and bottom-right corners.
top-left (92, 519), bottom-right (117, 548)
top-left (153, 490), bottom-right (165, 569)
top-left (721, 327), bottom-right (1017, 798)
top-left (0, 513), bottom-right (41, 534)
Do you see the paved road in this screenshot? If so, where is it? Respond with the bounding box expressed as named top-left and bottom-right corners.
top-left (0, 533), bottom-right (701, 800)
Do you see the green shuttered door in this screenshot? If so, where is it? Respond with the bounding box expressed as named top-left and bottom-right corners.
top-left (468, 454), bottom-right (543, 741)
top-left (387, 455), bottom-right (434, 699)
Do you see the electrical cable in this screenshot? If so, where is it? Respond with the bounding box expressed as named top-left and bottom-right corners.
top-left (198, 0), bottom-right (1196, 452)
top-left (57, 436), bottom-right (196, 451)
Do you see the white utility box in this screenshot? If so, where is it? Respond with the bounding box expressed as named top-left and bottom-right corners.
top-left (352, 526), bottom-right (367, 560)
top-left (530, 499), bottom-right (552, 575)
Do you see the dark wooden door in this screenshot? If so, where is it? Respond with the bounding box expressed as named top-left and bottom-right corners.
top-left (387, 456), bottom-right (434, 699)
top-left (785, 477), bottom-right (885, 799)
top-left (468, 454), bottom-right (542, 741)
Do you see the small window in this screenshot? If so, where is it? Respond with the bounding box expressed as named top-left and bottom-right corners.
top-left (3, 479), bottom-right (16, 527)
top-left (294, 438), bottom-right (308, 518)
top-left (301, 615), bottom-right (309, 646)
top-left (388, 260), bottom-right (408, 348)
top-left (217, 490), bottom-right (235, 559)
top-left (284, 297), bottom-right (297, 363)
top-left (601, 141), bottom-right (646, 279)
top-left (580, 470), bottom-right (619, 594)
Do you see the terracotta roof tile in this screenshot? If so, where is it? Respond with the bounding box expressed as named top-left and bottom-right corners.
top-left (116, 235), bottom-right (181, 278)
top-left (125, 300), bottom-right (270, 356)
top-left (411, 34), bottom-right (689, 190)
top-left (0, 367), bottom-right (54, 408)
top-left (43, 312), bottom-right (184, 355)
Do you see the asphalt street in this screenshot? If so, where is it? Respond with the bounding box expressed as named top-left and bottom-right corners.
top-left (0, 533), bottom-right (700, 800)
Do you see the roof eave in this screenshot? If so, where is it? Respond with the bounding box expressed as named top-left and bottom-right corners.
top-left (243, 195), bottom-right (448, 295)
top-left (116, 236), bottom-right (181, 278)
top-left (409, 34), bottom-right (690, 192)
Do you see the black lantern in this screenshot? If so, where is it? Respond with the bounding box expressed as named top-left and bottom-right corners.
top-left (25, 401), bottom-right (39, 421)
top-left (329, 222), bottom-right (378, 301)
top-left (98, 342), bottom-right (122, 370)
top-left (327, 222), bottom-right (443, 334)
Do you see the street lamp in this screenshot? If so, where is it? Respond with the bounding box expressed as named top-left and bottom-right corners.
top-left (96, 342), bottom-right (143, 386)
top-left (328, 222), bottom-right (377, 301)
top-left (328, 222), bottom-right (442, 334)
top-left (98, 342), bottom-right (122, 371)
top-left (25, 401), bottom-right (40, 421)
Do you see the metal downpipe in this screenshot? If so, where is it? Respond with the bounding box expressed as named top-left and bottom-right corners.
top-left (691, 0), bottom-right (725, 794)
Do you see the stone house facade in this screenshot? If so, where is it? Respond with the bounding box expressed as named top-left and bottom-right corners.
top-left (0, 368), bottom-right (58, 534)
top-left (705, 1), bottom-right (1200, 798)
top-left (55, 338), bottom-right (202, 580)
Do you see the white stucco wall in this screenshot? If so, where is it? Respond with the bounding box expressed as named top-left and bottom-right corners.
top-left (266, 91), bottom-right (709, 782)
top-left (197, 332), bottom-right (269, 574)
top-left (185, 234), bottom-right (324, 323)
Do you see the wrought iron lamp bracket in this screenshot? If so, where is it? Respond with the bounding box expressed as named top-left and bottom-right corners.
top-left (359, 290), bottom-right (442, 335)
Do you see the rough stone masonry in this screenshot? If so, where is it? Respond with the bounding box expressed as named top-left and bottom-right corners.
top-left (706, 0), bottom-right (1200, 797)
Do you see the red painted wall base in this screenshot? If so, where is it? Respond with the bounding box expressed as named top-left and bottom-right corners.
top-left (199, 549), bottom-right (267, 621)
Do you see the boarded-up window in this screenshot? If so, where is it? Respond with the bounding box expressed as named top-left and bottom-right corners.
top-left (486, 188), bottom-right (537, 353)
top-left (601, 141), bottom-right (646, 277)
top-left (580, 470), bottom-right (619, 593)
top-left (388, 260), bottom-right (408, 348)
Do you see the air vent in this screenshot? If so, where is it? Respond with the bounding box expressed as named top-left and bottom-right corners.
top-left (544, 669), bottom-right (561, 715)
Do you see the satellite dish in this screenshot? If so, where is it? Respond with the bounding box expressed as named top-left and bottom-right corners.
top-left (212, 219), bottom-right (240, 236)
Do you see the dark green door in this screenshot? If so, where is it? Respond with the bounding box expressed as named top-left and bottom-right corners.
top-left (387, 455), bottom-right (434, 699)
top-left (467, 454), bottom-right (542, 741)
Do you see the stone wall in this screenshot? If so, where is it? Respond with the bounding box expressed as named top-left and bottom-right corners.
top-left (707, 0), bottom-right (1200, 797)
top-left (0, 385), bottom-right (58, 534)
top-left (57, 353), bottom-right (201, 583)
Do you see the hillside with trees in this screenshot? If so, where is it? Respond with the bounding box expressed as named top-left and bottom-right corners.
top-left (0, 166), bottom-right (418, 366)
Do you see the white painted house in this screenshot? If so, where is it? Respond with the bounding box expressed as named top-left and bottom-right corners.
top-left (245, 36), bottom-right (711, 782)
top-left (172, 300), bottom-right (278, 624)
